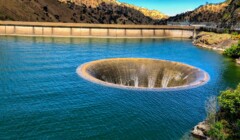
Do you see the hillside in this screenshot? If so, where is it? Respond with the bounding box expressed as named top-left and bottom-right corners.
top-left (0, 0), bottom-right (167, 24)
top-left (59, 0), bottom-right (168, 20)
top-left (165, 0), bottom-right (240, 28)
top-left (221, 0), bottom-right (240, 27)
top-left (167, 2), bottom-right (228, 22)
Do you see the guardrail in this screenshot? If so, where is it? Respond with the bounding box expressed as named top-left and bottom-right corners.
top-left (200, 26), bottom-right (240, 33)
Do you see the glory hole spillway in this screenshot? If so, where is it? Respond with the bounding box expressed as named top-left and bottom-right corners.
top-left (77, 58), bottom-right (209, 90)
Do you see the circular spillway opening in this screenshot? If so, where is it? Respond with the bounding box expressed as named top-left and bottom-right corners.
top-left (77, 58), bottom-right (209, 91)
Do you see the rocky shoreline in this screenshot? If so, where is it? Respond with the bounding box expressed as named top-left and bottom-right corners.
top-left (191, 121), bottom-right (211, 139)
top-left (193, 42), bottom-right (225, 52)
top-left (237, 59), bottom-right (240, 64)
top-left (193, 32), bottom-right (238, 52)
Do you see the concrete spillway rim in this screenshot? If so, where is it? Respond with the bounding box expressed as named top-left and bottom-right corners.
top-left (76, 58), bottom-right (210, 91)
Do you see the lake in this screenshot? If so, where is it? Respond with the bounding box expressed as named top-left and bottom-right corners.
top-left (0, 37), bottom-right (240, 139)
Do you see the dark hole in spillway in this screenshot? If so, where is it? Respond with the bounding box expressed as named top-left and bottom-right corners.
top-left (77, 58), bottom-right (209, 90)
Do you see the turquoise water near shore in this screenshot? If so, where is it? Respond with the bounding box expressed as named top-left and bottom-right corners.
top-left (0, 36), bottom-right (240, 139)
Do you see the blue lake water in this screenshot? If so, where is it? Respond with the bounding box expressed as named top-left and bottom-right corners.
top-left (0, 36), bottom-right (240, 139)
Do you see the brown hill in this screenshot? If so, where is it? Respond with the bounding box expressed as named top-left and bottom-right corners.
top-left (165, 0), bottom-right (239, 28)
top-left (0, 0), bottom-right (167, 24)
top-left (59, 0), bottom-right (168, 20)
top-left (166, 2), bottom-right (228, 23)
top-left (119, 3), bottom-right (168, 20)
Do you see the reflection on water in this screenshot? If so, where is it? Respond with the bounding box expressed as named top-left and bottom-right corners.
top-left (222, 57), bottom-right (240, 88)
top-left (2, 36), bottom-right (190, 45)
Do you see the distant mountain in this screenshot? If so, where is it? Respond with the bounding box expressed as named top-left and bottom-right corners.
top-left (0, 0), bottom-right (167, 24)
top-left (165, 0), bottom-right (240, 28)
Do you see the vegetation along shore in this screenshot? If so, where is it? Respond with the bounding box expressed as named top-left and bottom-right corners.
top-left (193, 31), bottom-right (240, 64)
top-left (192, 84), bottom-right (240, 139)
top-left (192, 30), bottom-right (240, 139)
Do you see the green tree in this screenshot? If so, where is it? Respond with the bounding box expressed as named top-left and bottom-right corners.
top-left (218, 84), bottom-right (240, 118)
top-left (223, 41), bottom-right (240, 58)
top-left (208, 121), bottom-right (229, 140)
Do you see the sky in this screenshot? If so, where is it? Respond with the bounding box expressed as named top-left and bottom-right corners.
top-left (119, 0), bottom-right (225, 16)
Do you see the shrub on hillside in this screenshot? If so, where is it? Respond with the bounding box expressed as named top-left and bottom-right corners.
top-left (231, 32), bottom-right (240, 40)
top-left (223, 41), bottom-right (240, 58)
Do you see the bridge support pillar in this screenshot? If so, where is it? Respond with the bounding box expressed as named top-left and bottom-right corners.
top-left (193, 28), bottom-right (197, 39)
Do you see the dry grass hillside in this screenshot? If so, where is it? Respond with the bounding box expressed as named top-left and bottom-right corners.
top-left (166, 2), bottom-right (228, 23)
top-left (59, 0), bottom-right (168, 20)
top-left (0, 0), bottom-right (167, 24)
top-left (193, 32), bottom-right (239, 51)
top-left (165, 0), bottom-right (239, 28)
top-left (58, 0), bottom-right (118, 8)
top-left (120, 3), bottom-right (167, 20)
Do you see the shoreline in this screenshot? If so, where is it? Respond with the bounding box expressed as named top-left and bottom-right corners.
top-left (192, 32), bottom-right (238, 52)
top-left (193, 42), bottom-right (225, 52)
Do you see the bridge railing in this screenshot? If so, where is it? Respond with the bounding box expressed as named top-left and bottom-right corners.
top-left (232, 23), bottom-right (240, 31)
top-left (167, 22), bottom-right (218, 27)
top-left (167, 22), bottom-right (240, 33)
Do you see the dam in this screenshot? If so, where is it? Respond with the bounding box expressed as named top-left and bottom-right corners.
top-left (0, 21), bottom-right (198, 38)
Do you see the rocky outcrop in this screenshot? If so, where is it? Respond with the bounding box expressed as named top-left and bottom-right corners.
top-left (193, 32), bottom-right (238, 51)
top-left (237, 58), bottom-right (240, 64)
top-left (191, 121), bottom-right (210, 139)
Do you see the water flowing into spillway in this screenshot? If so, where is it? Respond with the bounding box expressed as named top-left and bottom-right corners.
top-left (77, 58), bottom-right (209, 90)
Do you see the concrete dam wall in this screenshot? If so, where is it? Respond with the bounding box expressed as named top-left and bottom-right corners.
top-left (0, 21), bottom-right (197, 38)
